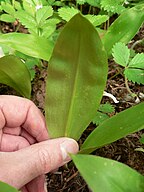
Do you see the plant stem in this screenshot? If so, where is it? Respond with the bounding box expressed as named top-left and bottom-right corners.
top-left (15, 22), bottom-right (21, 32)
top-left (12, 0), bottom-right (15, 6)
top-left (131, 38), bottom-right (144, 50)
top-left (88, 6), bottom-right (92, 14)
top-left (125, 76), bottom-right (136, 97)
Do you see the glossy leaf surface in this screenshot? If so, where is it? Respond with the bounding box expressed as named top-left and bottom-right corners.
top-left (45, 14), bottom-right (108, 140)
top-left (0, 181), bottom-right (19, 192)
top-left (72, 154), bottom-right (144, 192)
top-left (0, 55), bottom-right (31, 98)
top-left (103, 5), bottom-right (144, 56)
top-left (81, 102), bottom-right (144, 153)
top-left (0, 33), bottom-right (53, 61)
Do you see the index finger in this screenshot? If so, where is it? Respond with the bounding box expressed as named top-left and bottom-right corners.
top-left (0, 95), bottom-right (49, 142)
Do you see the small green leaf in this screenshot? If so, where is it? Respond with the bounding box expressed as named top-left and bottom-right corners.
top-left (85, 15), bottom-right (109, 27)
top-left (42, 25), bottom-right (56, 38)
top-left (15, 10), bottom-right (37, 31)
top-left (0, 181), bottom-right (19, 192)
top-left (129, 53), bottom-right (144, 69)
top-left (0, 13), bottom-right (15, 22)
top-left (81, 102), bottom-right (144, 153)
top-left (100, 0), bottom-right (125, 14)
top-left (40, 18), bottom-right (60, 38)
top-left (58, 7), bottom-right (79, 22)
top-left (76, 0), bottom-right (86, 5)
top-left (112, 42), bottom-right (130, 67)
top-left (0, 33), bottom-right (53, 61)
top-left (42, 18), bottom-right (60, 27)
top-left (14, 1), bottom-right (23, 11)
top-left (47, 0), bottom-right (55, 5)
top-left (0, 55), bottom-right (31, 98)
top-left (45, 14), bottom-right (108, 140)
top-left (36, 6), bottom-right (53, 25)
top-left (1, 2), bottom-right (15, 15)
top-left (139, 134), bottom-right (144, 144)
top-left (99, 103), bottom-right (115, 113)
top-left (22, 1), bottom-right (36, 17)
top-left (92, 111), bottom-right (109, 126)
top-left (124, 68), bottom-right (144, 84)
top-left (86, 0), bottom-right (101, 7)
top-left (72, 154), bottom-right (144, 192)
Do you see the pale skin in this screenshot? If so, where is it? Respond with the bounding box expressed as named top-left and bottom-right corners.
top-left (0, 95), bottom-right (78, 192)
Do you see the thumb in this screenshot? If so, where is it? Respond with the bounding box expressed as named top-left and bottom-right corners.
top-left (0, 137), bottom-right (79, 189)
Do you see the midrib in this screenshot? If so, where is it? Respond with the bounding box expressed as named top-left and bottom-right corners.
top-left (65, 33), bottom-right (82, 137)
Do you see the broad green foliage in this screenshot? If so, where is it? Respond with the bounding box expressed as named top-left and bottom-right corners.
top-left (72, 154), bottom-right (144, 192)
top-left (45, 14), bottom-right (108, 140)
top-left (0, 0), bottom-right (60, 38)
top-left (0, 181), bottom-right (19, 192)
top-left (112, 42), bottom-right (144, 84)
top-left (0, 55), bottom-right (31, 98)
top-left (81, 102), bottom-right (144, 153)
top-left (103, 5), bottom-right (144, 56)
top-left (0, 33), bottom-right (53, 61)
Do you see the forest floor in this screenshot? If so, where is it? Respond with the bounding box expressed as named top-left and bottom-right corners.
top-left (0, 23), bottom-right (144, 191)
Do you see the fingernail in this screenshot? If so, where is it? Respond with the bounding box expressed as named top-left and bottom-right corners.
top-left (60, 139), bottom-right (79, 162)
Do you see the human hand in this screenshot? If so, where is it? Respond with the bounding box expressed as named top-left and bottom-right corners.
top-left (0, 95), bottom-right (78, 192)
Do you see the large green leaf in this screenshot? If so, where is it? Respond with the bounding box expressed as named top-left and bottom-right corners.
top-left (81, 102), bottom-right (144, 153)
top-left (0, 33), bottom-right (53, 61)
top-left (72, 154), bottom-right (144, 192)
top-left (0, 55), bottom-right (31, 98)
top-left (0, 181), bottom-right (19, 192)
top-left (103, 5), bottom-right (144, 56)
top-left (45, 14), bottom-right (108, 140)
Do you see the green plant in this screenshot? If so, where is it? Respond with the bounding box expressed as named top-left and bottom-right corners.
top-left (45, 13), bottom-right (108, 139)
top-left (44, 14), bottom-right (144, 191)
top-left (0, 8), bottom-right (144, 192)
top-left (0, 0), bottom-right (60, 37)
top-left (103, 4), bottom-right (144, 56)
top-left (0, 55), bottom-right (31, 98)
top-left (135, 134), bottom-right (144, 153)
top-left (0, 1), bottom-right (143, 60)
top-left (92, 103), bottom-right (115, 126)
top-left (0, 181), bottom-right (19, 192)
top-left (112, 42), bottom-right (144, 95)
